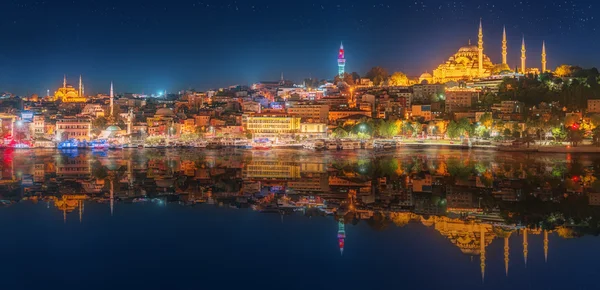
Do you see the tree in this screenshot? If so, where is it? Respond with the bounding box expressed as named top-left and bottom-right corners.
top-left (334, 72), bottom-right (356, 86)
top-left (479, 113), bottom-right (493, 129)
top-left (389, 71), bottom-right (409, 86)
top-left (332, 127), bottom-right (348, 139)
top-left (376, 120), bottom-right (399, 138)
top-left (551, 126), bottom-right (567, 142)
top-left (554, 64), bottom-right (574, 77)
top-left (411, 122), bottom-right (422, 138)
top-left (447, 121), bottom-right (460, 140)
top-left (93, 117), bottom-right (108, 131)
top-left (365, 66), bottom-right (389, 86)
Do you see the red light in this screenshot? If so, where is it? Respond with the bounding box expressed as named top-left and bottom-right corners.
top-left (572, 123), bottom-right (579, 130)
top-left (572, 176), bottom-right (580, 182)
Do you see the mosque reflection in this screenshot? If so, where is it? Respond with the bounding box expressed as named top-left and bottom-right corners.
top-left (1, 148), bottom-right (600, 281)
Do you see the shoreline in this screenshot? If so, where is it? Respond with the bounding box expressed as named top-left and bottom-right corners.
top-left (4, 142), bottom-right (600, 154)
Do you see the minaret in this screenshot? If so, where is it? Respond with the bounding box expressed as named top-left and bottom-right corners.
top-left (82, 83), bottom-right (85, 97)
top-left (502, 26), bottom-right (507, 65)
top-left (541, 41), bottom-right (547, 73)
top-left (523, 228), bottom-right (529, 266)
top-left (504, 236), bottom-right (510, 276)
top-left (543, 230), bottom-right (549, 263)
top-left (110, 82), bottom-right (114, 117)
top-left (337, 217), bottom-right (346, 256)
top-left (338, 42), bottom-right (346, 78)
top-left (478, 19), bottom-right (484, 76)
top-left (480, 227), bottom-right (486, 283)
top-left (78, 75), bottom-right (82, 97)
top-left (63, 75), bottom-right (67, 88)
top-left (521, 36), bottom-right (527, 74)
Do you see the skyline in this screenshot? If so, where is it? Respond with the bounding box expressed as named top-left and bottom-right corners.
top-left (1, 0), bottom-right (599, 95)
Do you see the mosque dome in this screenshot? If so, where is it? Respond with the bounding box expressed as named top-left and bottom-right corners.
top-left (156, 108), bottom-right (175, 117)
top-left (458, 45), bottom-right (479, 53)
top-left (105, 125), bottom-right (122, 131)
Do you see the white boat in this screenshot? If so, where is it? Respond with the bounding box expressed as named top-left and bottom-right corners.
top-left (341, 140), bottom-right (355, 150)
top-left (326, 142), bottom-right (338, 150)
top-left (194, 140), bottom-right (208, 148)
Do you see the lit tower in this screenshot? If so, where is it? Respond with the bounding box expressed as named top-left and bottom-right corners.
top-left (502, 26), bottom-right (507, 65)
top-left (521, 36), bottom-right (527, 74)
top-left (337, 217), bottom-right (346, 255)
top-left (337, 42), bottom-right (346, 78)
top-left (78, 75), bottom-right (83, 97)
top-left (541, 41), bottom-right (547, 73)
top-left (110, 82), bottom-right (114, 117)
top-left (63, 75), bottom-right (67, 88)
top-left (478, 19), bottom-right (484, 76)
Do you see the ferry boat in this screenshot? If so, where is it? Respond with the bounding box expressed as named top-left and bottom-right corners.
top-left (341, 140), bottom-right (359, 150)
top-left (326, 141), bottom-right (338, 150)
top-left (193, 140), bottom-right (208, 148)
top-left (57, 139), bottom-right (80, 149)
top-left (253, 143), bottom-right (272, 150)
top-left (90, 140), bottom-right (109, 150)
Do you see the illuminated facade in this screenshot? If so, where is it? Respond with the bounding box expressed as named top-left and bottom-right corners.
top-left (337, 42), bottom-right (345, 77)
top-left (242, 113), bottom-right (301, 139)
top-left (54, 75), bottom-right (87, 103)
top-left (426, 20), bottom-right (553, 83)
top-left (55, 117), bottom-right (92, 141)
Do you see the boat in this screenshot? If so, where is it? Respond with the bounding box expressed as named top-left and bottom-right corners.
top-left (194, 140), bottom-right (208, 148)
top-left (253, 144), bottom-right (271, 150)
top-left (341, 140), bottom-right (355, 150)
top-left (90, 140), bottom-right (109, 150)
top-left (109, 143), bottom-right (123, 150)
top-left (57, 139), bottom-right (79, 149)
top-left (326, 141), bottom-right (338, 150)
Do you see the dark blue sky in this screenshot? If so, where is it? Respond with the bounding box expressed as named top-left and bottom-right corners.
top-left (0, 0), bottom-right (598, 95)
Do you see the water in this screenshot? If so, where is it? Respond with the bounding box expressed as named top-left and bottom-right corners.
top-left (0, 148), bottom-right (599, 290)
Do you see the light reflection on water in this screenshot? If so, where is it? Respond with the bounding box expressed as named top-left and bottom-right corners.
top-left (0, 148), bottom-right (599, 289)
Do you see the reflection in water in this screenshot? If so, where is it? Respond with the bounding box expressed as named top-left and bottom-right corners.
top-left (2, 148), bottom-right (600, 283)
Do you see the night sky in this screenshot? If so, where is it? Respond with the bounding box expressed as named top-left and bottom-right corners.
top-left (0, 0), bottom-right (598, 95)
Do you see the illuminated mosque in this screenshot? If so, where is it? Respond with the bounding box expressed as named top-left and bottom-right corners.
top-left (419, 20), bottom-right (549, 84)
top-left (54, 75), bottom-right (87, 103)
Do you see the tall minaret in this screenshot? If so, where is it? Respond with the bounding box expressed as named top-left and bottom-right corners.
top-left (541, 41), bottom-right (547, 73)
top-left (521, 36), bottom-right (527, 74)
top-left (110, 82), bottom-right (114, 117)
top-left (478, 19), bottom-right (484, 76)
top-left (78, 75), bottom-right (82, 97)
top-left (338, 42), bottom-right (346, 78)
top-left (502, 26), bottom-right (507, 65)
top-left (110, 179), bottom-right (114, 217)
top-left (63, 75), bottom-right (67, 88)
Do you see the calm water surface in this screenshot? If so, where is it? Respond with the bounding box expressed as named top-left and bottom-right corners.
top-left (0, 148), bottom-right (599, 290)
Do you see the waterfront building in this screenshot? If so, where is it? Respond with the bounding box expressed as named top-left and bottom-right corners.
top-left (55, 117), bottom-right (92, 141)
top-left (287, 104), bottom-right (329, 123)
top-left (242, 113), bottom-right (301, 140)
top-left (299, 122), bottom-right (328, 139)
